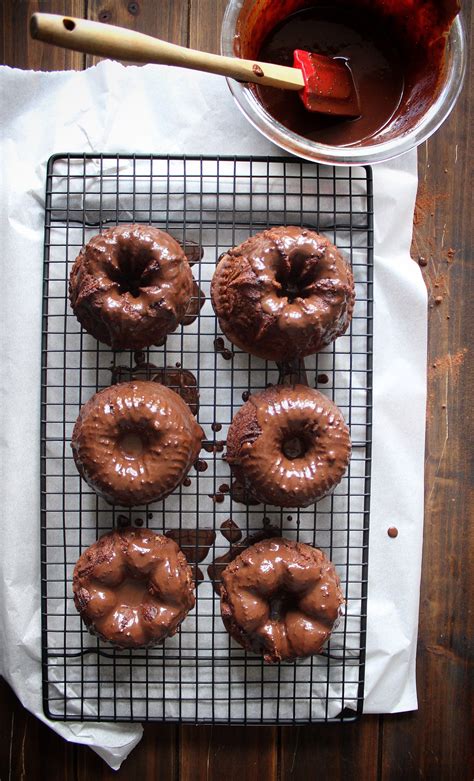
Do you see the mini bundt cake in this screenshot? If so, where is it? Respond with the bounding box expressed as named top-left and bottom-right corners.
top-left (73, 527), bottom-right (195, 648)
top-left (226, 384), bottom-right (351, 507)
top-left (211, 226), bottom-right (355, 361)
top-left (69, 224), bottom-right (193, 349)
top-left (220, 537), bottom-right (344, 663)
top-left (71, 380), bottom-right (203, 506)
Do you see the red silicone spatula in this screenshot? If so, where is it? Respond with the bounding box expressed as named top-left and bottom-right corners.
top-left (30, 13), bottom-right (360, 117)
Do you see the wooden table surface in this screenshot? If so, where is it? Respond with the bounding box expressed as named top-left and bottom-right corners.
top-left (1, 2), bottom-right (472, 779)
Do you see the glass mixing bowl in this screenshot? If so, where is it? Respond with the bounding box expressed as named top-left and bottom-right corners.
top-left (221, 0), bottom-right (466, 166)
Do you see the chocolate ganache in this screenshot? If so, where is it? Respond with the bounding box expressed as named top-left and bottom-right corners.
top-left (211, 226), bottom-right (354, 361)
top-left (71, 381), bottom-right (204, 506)
top-left (226, 384), bottom-right (351, 508)
top-left (221, 537), bottom-right (344, 662)
top-left (69, 224), bottom-right (193, 350)
top-left (73, 527), bottom-right (195, 648)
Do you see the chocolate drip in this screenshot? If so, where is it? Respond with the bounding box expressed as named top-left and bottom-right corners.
top-left (111, 362), bottom-right (199, 416)
top-left (208, 522), bottom-right (280, 595)
top-left (165, 528), bottom-right (216, 564)
top-left (178, 239), bottom-right (204, 267)
top-left (181, 280), bottom-right (206, 326)
top-left (220, 519), bottom-right (243, 544)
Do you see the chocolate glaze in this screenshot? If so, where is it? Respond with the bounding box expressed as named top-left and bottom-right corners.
top-left (256, 6), bottom-right (405, 146)
top-left (208, 523), bottom-right (280, 595)
top-left (179, 239), bottom-right (204, 267)
top-left (213, 337), bottom-right (233, 360)
top-left (209, 492), bottom-right (226, 504)
top-left (387, 526), bottom-right (398, 538)
top-left (235, 0), bottom-right (460, 148)
top-left (203, 440), bottom-right (226, 454)
top-left (226, 384), bottom-right (351, 507)
top-left (194, 458), bottom-right (208, 472)
top-left (211, 227), bottom-right (354, 361)
top-left (211, 422), bottom-right (223, 432)
top-left (111, 362), bottom-right (199, 415)
top-left (220, 537), bottom-right (343, 662)
top-left (165, 528), bottom-right (216, 563)
top-left (69, 225), bottom-right (193, 350)
top-left (230, 479), bottom-right (260, 506)
top-left (317, 373), bottom-right (329, 384)
top-left (72, 527), bottom-right (195, 648)
top-left (181, 280), bottom-right (206, 326)
top-left (71, 381), bottom-right (204, 506)
top-left (221, 519), bottom-right (243, 544)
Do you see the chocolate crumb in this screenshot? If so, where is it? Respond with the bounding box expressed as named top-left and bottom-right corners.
top-left (317, 373), bottom-right (329, 384)
top-left (434, 296), bottom-right (443, 304)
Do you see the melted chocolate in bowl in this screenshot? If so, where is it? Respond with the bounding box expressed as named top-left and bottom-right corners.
top-left (256, 6), bottom-right (404, 146)
top-left (231, 0), bottom-right (461, 150)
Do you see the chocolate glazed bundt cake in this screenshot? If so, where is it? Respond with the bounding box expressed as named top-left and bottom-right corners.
top-left (211, 226), bottom-right (355, 361)
top-left (226, 384), bottom-right (351, 508)
top-left (73, 527), bottom-right (195, 648)
top-left (69, 224), bottom-right (193, 349)
top-left (221, 537), bottom-right (344, 663)
top-left (71, 381), bottom-right (203, 506)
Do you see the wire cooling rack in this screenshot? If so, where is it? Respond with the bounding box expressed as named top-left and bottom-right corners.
top-left (41, 154), bottom-right (373, 723)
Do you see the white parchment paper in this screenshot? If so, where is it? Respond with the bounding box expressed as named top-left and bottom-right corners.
top-left (0, 62), bottom-right (426, 769)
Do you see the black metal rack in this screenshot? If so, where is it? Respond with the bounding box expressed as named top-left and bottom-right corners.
top-left (41, 154), bottom-right (373, 723)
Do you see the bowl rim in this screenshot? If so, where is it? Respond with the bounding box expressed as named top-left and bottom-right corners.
top-left (221, 3), bottom-right (467, 166)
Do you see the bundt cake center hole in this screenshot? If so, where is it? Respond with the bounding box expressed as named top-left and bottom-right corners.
top-left (269, 591), bottom-right (298, 621)
top-left (114, 576), bottom-right (148, 608)
top-left (118, 430), bottom-right (147, 458)
top-left (275, 251), bottom-right (317, 303)
top-left (115, 247), bottom-right (152, 297)
top-left (282, 433), bottom-right (310, 460)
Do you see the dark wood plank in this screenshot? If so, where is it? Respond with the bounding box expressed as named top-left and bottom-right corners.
top-left (0, 678), bottom-right (77, 781)
top-left (0, 0), bottom-right (85, 70)
top-left (76, 723), bottom-right (177, 780)
top-left (179, 726), bottom-right (278, 781)
top-left (380, 5), bottom-right (473, 780)
top-left (280, 718), bottom-right (380, 781)
top-left (188, 0), bottom-right (228, 51)
top-left (86, 0), bottom-right (189, 66)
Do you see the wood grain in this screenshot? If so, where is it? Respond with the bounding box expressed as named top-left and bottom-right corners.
top-left (86, 0), bottom-right (189, 65)
top-left (379, 5), bottom-right (473, 779)
top-left (1, 0), bottom-right (84, 70)
top-left (179, 726), bottom-right (278, 780)
top-left (0, 678), bottom-right (77, 780)
top-left (188, 0), bottom-right (228, 51)
top-left (280, 718), bottom-right (380, 780)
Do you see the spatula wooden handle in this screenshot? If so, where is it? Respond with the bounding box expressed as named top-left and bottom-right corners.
top-left (30, 13), bottom-right (304, 91)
